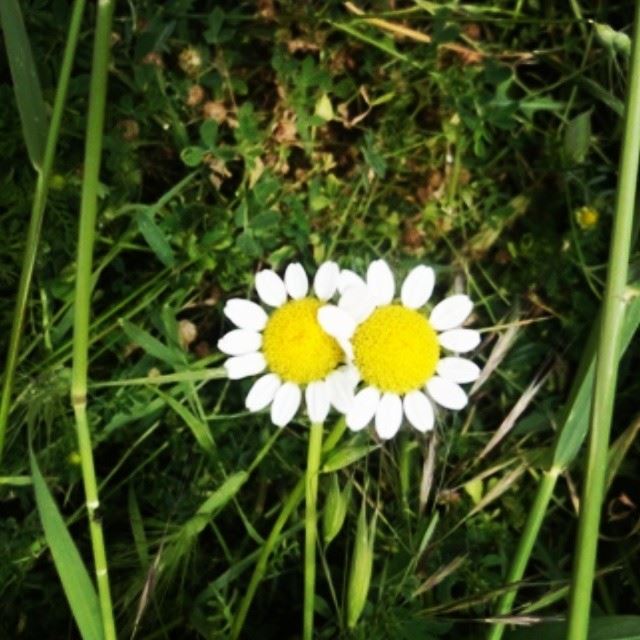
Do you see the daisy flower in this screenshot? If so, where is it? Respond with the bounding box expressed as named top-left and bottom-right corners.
top-left (317, 260), bottom-right (481, 439)
top-left (218, 262), bottom-right (358, 427)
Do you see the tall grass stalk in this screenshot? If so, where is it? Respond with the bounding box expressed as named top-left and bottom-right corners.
top-left (486, 294), bottom-right (640, 640)
top-left (567, 3), bottom-right (640, 638)
top-left (304, 422), bottom-right (324, 640)
top-left (486, 469), bottom-right (559, 640)
top-left (231, 419), bottom-right (346, 639)
top-left (0, 0), bottom-right (86, 462)
top-left (71, 1), bottom-right (117, 638)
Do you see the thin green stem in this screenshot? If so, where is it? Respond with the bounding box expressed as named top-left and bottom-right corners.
top-left (304, 422), bottom-right (324, 640)
top-left (231, 419), bottom-right (346, 640)
top-left (486, 468), bottom-right (559, 640)
top-left (567, 4), bottom-right (640, 638)
top-left (0, 0), bottom-right (86, 462)
top-left (71, 1), bottom-right (117, 638)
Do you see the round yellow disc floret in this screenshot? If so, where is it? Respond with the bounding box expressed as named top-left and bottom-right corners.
top-left (352, 304), bottom-right (439, 394)
top-left (262, 298), bottom-right (343, 384)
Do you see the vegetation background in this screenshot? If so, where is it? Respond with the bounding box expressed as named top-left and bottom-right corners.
top-left (1, 1), bottom-right (639, 638)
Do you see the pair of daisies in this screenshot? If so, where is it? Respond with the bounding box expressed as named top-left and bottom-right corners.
top-left (218, 260), bottom-right (481, 439)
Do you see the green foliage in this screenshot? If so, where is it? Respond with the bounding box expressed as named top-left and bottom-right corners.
top-left (0, 0), bottom-right (47, 169)
top-left (1, 1), bottom-right (640, 639)
top-left (30, 451), bottom-right (104, 640)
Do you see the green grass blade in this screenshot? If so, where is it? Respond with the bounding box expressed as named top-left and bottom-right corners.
top-left (0, 0), bottom-right (86, 462)
top-left (0, 0), bottom-right (48, 169)
top-left (487, 288), bottom-right (640, 640)
top-left (553, 292), bottom-right (640, 469)
top-left (30, 450), bottom-right (104, 640)
top-left (567, 1), bottom-right (640, 633)
top-left (505, 615), bottom-right (640, 640)
top-left (153, 388), bottom-right (215, 454)
top-left (120, 318), bottom-right (186, 367)
top-left (135, 210), bottom-right (176, 267)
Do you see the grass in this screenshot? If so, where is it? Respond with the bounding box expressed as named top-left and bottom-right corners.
top-left (1, 1), bottom-right (639, 639)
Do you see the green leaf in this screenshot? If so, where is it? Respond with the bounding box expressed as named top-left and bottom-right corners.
top-left (564, 110), bottom-right (592, 164)
top-left (0, 0), bottom-right (48, 170)
top-left (204, 7), bottom-right (225, 44)
top-left (0, 475), bottom-right (32, 486)
top-left (505, 615), bottom-right (640, 640)
top-left (321, 445), bottom-right (378, 473)
top-left (314, 93), bottom-right (334, 121)
top-left (519, 96), bottom-right (565, 117)
top-left (135, 210), bottom-right (175, 267)
top-left (323, 475), bottom-right (350, 545)
top-left (463, 477), bottom-right (484, 505)
top-left (119, 319), bottom-right (186, 367)
top-left (182, 471), bottom-right (248, 537)
top-left (153, 388), bottom-right (215, 454)
top-left (30, 451), bottom-right (104, 640)
top-left (552, 292), bottom-right (640, 469)
top-left (128, 487), bottom-right (150, 567)
top-left (162, 471), bottom-right (249, 580)
top-left (199, 119), bottom-right (219, 148)
top-left (347, 503), bottom-right (375, 629)
top-left (180, 146), bottom-right (205, 167)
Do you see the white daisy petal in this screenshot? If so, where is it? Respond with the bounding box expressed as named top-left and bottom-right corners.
top-left (429, 294), bottom-right (473, 331)
top-left (346, 386), bottom-right (380, 431)
top-left (284, 263), bottom-right (309, 299)
top-left (367, 259), bottom-right (395, 305)
top-left (224, 353), bottom-right (267, 380)
top-left (426, 376), bottom-right (468, 410)
top-left (437, 357), bottom-right (481, 384)
top-left (314, 261), bottom-right (340, 300)
top-left (337, 269), bottom-right (365, 294)
top-left (338, 284), bottom-right (376, 323)
top-left (375, 393), bottom-right (403, 440)
top-left (326, 366), bottom-right (359, 413)
top-left (217, 329), bottom-right (262, 355)
top-left (224, 299), bottom-right (268, 332)
top-left (401, 265), bottom-right (436, 309)
top-left (255, 269), bottom-right (288, 307)
top-left (337, 337), bottom-right (354, 361)
top-left (438, 329), bottom-right (481, 353)
top-left (306, 381), bottom-right (331, 423)
top-left (317, 305), bottom-right (357, 340)
top-left (403, 391), bottom-right (434, 433)
top-left (245, 373), bottom-right (282, 412)
top-left (343, 364), bottom-right (361, 387)
top-left (270, 382), bottom-right (302, 427)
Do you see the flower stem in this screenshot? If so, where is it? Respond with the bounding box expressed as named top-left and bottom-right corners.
top-left (304, 422), bottom-right (324, 640)
top-left (71, 0), bottom-right (116, 638)
top-left (230, 419), bottom-right (346, 640)
top-left (567, 3), bottom-right (640, 638)
top-left (486, 468), bottom-right (559, 640)
top-left (0, 0), bottom-right (86, 462)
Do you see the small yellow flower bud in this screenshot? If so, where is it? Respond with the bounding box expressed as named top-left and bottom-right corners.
top-left (575, 205), bottom-right (599, 230)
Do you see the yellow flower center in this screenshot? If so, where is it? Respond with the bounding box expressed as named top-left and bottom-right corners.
top-left (262, 298), bottom-right (342, 384)
top-left (352, 304), bottom-right (440, 394)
